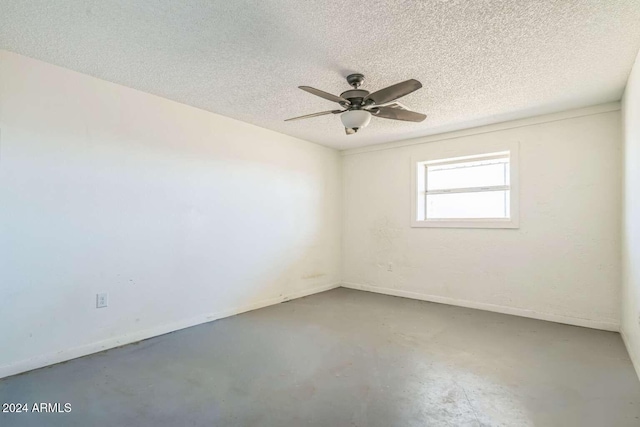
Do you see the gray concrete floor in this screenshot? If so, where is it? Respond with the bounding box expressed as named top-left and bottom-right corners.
top-left (1, 288), bottom-right (640, 426)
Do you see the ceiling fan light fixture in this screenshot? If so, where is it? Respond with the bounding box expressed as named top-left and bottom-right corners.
top-left (286, 74), bottom-right (426, 134)
top-left (340, 110), bottom-right (371, 130)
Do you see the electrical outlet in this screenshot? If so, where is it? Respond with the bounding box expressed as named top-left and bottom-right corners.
top-left (96, 293), bottom-right (108, 308)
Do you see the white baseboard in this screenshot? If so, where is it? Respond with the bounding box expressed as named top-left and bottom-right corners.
top-left (341, 282), bottom-right (619, 332)
top-left (621, 329), bottom-right (640, 381)
top-left (0, 282), bottom-right (340, 379)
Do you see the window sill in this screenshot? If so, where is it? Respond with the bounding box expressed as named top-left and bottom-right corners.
top-left (411, 218), bottom-right (519, 229)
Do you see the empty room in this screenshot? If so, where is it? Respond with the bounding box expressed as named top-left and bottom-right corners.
top-left (2, 1), bottom-right (640, 426)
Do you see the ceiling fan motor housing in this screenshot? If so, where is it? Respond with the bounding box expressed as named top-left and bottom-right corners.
top-left (340, 89), bottom-right (370, 108)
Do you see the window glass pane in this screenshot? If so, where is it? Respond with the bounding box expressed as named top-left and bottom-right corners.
top-left (427, 157), bottom-right (508, 191)
top-left (426, 191), bottom-right (510, 219)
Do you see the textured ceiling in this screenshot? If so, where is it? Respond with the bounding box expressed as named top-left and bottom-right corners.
top-left (2, 1), bottom-right (640, 149)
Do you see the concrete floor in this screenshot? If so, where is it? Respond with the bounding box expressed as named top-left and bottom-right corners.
top-left (1, 288), bottom-right (639, 427)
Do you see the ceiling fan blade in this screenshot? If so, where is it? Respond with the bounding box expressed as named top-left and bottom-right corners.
top-left (370, 106), bottom-right (427, 122)
top-left (284, 110), bottom-right (343, 121)
top-left (299, 86), bottom-right (349, 104)
top-left (365, 79), bottom-right (422, 105)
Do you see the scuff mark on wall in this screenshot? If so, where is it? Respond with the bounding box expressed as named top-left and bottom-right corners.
top-left (368, 217), bottom-right (413, 288)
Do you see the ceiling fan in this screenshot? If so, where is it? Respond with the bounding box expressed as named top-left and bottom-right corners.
top-left (285, 73), bottom-right (426, 135)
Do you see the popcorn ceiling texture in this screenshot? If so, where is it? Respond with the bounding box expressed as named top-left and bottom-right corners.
top-left (1, 0), bottom-right (640, 149)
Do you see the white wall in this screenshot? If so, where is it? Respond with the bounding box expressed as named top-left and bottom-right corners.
top-left (0, 50), bottom-right (342, 378)
top-left (342, 106), bottom-right (622, 330)
top-left (622, 49), bottom-right (640, 378)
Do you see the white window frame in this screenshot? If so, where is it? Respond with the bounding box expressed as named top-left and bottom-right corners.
top-left (411, 142), bottom-right (519, 229)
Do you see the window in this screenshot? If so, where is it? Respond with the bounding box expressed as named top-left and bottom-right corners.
top-left (412, 148), bottom-right (519, 228)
